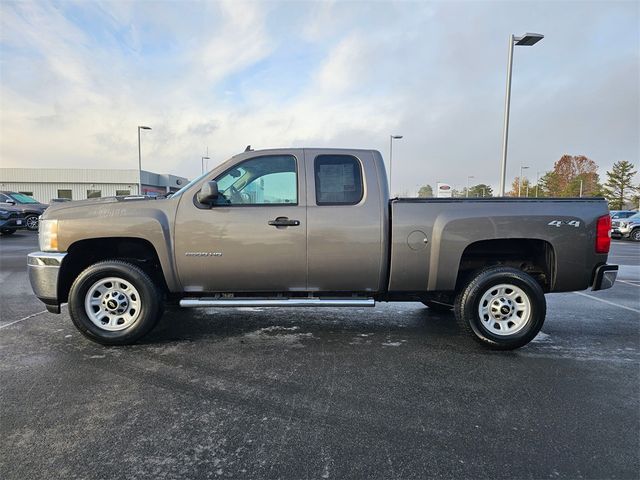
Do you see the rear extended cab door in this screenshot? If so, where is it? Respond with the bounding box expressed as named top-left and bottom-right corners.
top-left (303, 149), bottom-right (388, 293)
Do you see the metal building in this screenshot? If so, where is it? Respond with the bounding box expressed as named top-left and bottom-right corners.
top-left (0, 168), bottom-right (189, 203)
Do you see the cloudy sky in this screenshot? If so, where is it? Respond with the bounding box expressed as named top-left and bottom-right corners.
top-left (1, 0), bottom-right (638, 194)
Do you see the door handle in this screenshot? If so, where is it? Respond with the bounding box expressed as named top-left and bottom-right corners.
top-left (268, 217), bottom-right (300, 227)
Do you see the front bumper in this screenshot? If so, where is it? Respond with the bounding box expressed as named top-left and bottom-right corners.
top-left (27, 251), bottom-right (67, 313)
top-left (0, 217), bottom-right (25, 230)
top-left (591, 264), bottom-right (618, 291)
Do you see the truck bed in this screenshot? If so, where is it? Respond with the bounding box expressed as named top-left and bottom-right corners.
top-left (388, 197), bottom-right (610, 293)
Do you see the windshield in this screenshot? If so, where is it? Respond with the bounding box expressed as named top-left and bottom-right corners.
top-left (10, 193), bottom-right (39, 204)
top-left (171, 171), bottom-right (210, 198)
top-left (628, 213), bottom-right (640, 220)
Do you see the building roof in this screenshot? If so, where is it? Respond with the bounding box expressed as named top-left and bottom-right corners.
top-left (0, 168), bottom-right (188, 187)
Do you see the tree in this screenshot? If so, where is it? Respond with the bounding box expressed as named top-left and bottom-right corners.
top-left (417, 185), bottom-right (433, 198)
top-left (463, 184), bottom-right (493, 197)
top-left (507, 176), bottom-right (531, 197)
top-left (604, 160), bottom-right (638, 210)
top-left (538, 154), bottom-right (602, 197)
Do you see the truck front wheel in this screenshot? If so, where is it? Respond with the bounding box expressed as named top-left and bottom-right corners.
top-left (68, 260), bottom-right (164, 345)
top-left (454, 267), bottom-right (546, 350)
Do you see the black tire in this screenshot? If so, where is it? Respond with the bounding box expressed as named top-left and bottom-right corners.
top-left (422, 300), bottom-right (453, 312)
top-left (454, 266), bottom-right (546, 350)
top-left (630, 229), bottom-right (640, 242)
top-left (68, 260), bottom-right (164, 345)
top-left (0, 229), bottom-right (16, 236)
top-left (25, 214), bottom-right (39, 231)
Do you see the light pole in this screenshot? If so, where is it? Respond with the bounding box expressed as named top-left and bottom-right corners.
top-left (579, 179), bottom-right (583, 197)
top-left (201, 156), bottom-right (210, 174)
top-left (535, 170), bottom-right (542, 197)
top-left (389, 135), bottom-right (403, 195)
top-left (138, 125), bottom-right (152, 195)
top-left (518, 165), bottom-right (529, 197)
top-left (466, 175), bottom-right (474, 197)
top-left (498, 32), bottom-right (544, 196)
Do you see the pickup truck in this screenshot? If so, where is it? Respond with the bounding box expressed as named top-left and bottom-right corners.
top-left (28, 148), bottom-right (618, 350)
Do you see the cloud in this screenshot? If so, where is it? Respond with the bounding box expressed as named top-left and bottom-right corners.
top-left (0, 0), bottom-right (637, 195)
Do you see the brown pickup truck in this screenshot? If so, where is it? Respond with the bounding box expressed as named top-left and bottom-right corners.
top-left (28, 148), bottom-right (617, 349)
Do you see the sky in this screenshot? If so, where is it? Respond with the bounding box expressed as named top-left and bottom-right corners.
top-left (1, 0), bottom-right (638, 195)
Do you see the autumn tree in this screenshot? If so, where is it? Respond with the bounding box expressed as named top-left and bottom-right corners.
top-left (507, 176), bottom-right (531, 197)
top-left (417, 185), bottom-right (433, 198)
top-left (604, 160), bottom-right (638, 209)
top-left (537, 154), bottom-right (602, 197)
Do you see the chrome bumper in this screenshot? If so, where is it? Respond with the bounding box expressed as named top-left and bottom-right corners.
top-left (27, 251), bottom-right (67, 313)
top-left (591, 264), bottom-right (618, 291)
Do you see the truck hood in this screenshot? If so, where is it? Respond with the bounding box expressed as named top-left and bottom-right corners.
top-left (42, 196), bottom-right (163, 218)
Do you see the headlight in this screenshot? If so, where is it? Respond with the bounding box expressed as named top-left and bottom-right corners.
top-left (39, 219), bottom-right (59, 252)
top-left (619, 222), bottom-right (627, 228)
top-left (0, 209), bottom-right (9, 219)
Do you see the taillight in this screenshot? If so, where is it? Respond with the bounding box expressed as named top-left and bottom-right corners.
top-left (596, 214), bottom-right (611, 254)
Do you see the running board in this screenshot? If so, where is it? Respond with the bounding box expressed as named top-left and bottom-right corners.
top-left (179, 298), bottom-right (375, 308)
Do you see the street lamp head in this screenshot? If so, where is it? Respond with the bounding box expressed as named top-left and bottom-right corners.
top-left (514, 33), bottom-right (544, 46)
top-left (202, 156), bottom-right (210, 160)
top-left (522, 166), bottom-right (530, 170)
top-left (139, 126), bottom-right (152, 130)
top-left (391, 135), bottom-right (403, 139)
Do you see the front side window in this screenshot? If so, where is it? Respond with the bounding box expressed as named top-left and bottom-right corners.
top-left (212, 155), bottom-right (297, 206)
top-left (314, 155), bottom-right (363, 205)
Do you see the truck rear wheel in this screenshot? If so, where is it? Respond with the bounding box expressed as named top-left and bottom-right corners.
top-left (454, 266), bottom-right (546, 350)
top-left (68, 260), bottom-right (164, 345)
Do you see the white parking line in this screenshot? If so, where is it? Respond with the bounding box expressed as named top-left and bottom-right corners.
top-left (573, 291), bottom-right (640, 314)
top-left (617, 280), bottom-right (640, 287)
top-left (0, 310), bottom-right (48, 329)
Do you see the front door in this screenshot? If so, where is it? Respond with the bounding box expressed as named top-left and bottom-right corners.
top-left (174, 151), bottom-right (307, 293)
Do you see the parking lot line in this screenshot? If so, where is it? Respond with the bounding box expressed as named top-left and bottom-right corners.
top-left (0, 309), bottom-right (48, 329)
top-left (617, 280), bottom-right (640, 287)
top-left (573, 291), bottom-right (640, 314)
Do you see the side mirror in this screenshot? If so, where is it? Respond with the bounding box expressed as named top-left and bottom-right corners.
top-left (6, 200), bottom-right (16, 205)
top-left (197, 181), bottom-right (219, 204)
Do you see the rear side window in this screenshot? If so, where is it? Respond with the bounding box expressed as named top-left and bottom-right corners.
top-left (314, 155), bottom-right (363, 205)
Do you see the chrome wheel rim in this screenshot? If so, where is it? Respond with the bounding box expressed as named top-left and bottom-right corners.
top-left (26, 216), bottom-right (38, 230)
top-left (478, 283), bottom-right (531, 336)
top-left (84, 277), bottom-right (141, 331)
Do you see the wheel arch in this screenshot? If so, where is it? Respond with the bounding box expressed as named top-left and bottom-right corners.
top-left (58, 237), bottom-right (170, 304)
top-left (455, 238), bottom-right (556, 293)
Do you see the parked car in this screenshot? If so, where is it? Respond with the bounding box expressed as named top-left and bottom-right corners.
top-left (610, 210), bottom-right (636, 220)
top-left (28, 148), bottom-right (617, 350)
top-left (0, 204), bottom-right (25, 235)
top-left (611, 212), bottom-right (640, 241)
top-left (0, 191), bottom-right (48, 231)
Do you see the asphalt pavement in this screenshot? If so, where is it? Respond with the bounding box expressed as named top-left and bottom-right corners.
top-left (1, 232), bottom-right (639, 479)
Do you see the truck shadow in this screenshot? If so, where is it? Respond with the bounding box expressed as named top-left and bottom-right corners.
top-left (140, 304), bottom-right (466, 348)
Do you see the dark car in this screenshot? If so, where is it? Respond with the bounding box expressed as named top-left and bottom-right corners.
top-left (610, 210), bottom-right (636, 220)
top-left (0, 204), bottom-right (26, 236)
top-left (0, 191), bottom-right (48, 231)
